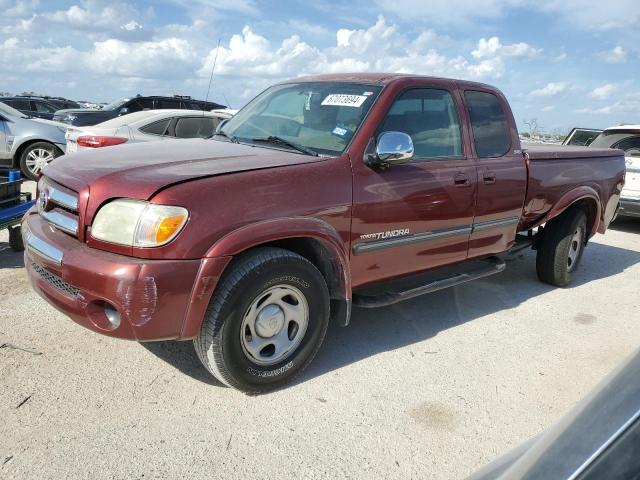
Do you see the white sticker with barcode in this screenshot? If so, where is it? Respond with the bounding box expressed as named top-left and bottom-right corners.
top-left (321, 94), bottom-right (368, 108)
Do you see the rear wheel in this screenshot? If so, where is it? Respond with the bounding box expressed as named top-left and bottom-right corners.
top-left (194, 247), bottom-right (330, 394)
top-left (19, 142), bottom-right (61, 180)
top-left (536, 207), bottom-right (587, 287)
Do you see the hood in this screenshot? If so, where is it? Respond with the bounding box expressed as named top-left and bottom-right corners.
top-left (43, 138), bottom-right (325, 201)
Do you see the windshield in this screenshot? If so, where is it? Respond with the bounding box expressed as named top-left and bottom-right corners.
top-left (220, 82), bottom-right (382, 156)
top-left (0, 101), bottom-right (28, 118)
top-left (103, 98), bottom-right (130, 111)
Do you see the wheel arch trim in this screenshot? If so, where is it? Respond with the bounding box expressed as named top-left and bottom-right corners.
top-left (541, 187), bottom-right (602, 237)
top-left (180, 217), bottom-right (352, 338)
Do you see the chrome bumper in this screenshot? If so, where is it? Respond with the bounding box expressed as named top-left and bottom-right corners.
top-left (22, 222), bottom-right (63, 265)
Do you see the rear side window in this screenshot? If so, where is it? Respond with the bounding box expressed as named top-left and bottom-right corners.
top-left (380, 88), bottom-right (463, 158)
top-left (140, 118), bottom-right (171, 136)
top-left (465, 91), bottom-right (510, 158)
top-left (9, 99), bottom-right (31, 111)
top-left (174, 117), bottom-right (219, 138)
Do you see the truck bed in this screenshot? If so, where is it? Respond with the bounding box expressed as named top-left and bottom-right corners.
top-left (520, 143), bottom-right (625, 233)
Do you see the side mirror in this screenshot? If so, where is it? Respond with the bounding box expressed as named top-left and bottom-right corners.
top-left (365, 131), bottom-right (414, 168)
top-left (119, 107), bottom-right (129, 115)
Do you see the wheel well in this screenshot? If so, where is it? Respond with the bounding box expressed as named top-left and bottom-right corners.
top-left (570, 198), bottom-right (598, 236)
top-left (13, 140), bottom-right (63, 167)
top-left (259, 237), bottom-right (346, 301)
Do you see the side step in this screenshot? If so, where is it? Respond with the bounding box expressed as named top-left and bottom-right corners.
top-left (352, 256), bottom-right (506, 308)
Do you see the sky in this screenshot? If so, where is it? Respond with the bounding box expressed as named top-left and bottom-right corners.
top-left (1, 0), bottom-right (639, 134)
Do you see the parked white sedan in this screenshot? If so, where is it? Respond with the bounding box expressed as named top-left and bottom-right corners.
top-left (65, 109), bottom-right (236, 153)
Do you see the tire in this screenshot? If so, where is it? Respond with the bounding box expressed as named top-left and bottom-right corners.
top-left (194, 247), bottom-right (330, 394)
top-left (19, 142), bottom-right (61, 180)
top-left (536, 207), bottom-right (587, 287)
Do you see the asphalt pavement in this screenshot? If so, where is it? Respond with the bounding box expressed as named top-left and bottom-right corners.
top-left (1, 183), bottom-right (639, 479)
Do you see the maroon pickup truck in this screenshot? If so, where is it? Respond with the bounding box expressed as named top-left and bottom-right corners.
top-left (23, 74), bottom-right (624, 393)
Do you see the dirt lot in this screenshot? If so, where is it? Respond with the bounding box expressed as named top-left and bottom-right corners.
top-left (1, 185), bottom-right (639, 479)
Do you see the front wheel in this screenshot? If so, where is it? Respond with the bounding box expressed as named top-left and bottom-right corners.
top-left (19, 142), bottom-right (62, 180)
top-left (536, 207), bottom-right (587, 287)
top-left (194, 247), bottom-right (330, 394)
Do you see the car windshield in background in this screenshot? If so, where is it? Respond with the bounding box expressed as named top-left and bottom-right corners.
top-left (220, 82), bottom-right (382, 156)
top-left (0, 101), bottom-right (28, 118)
top-left (102, 98), bottom-right (129, 111)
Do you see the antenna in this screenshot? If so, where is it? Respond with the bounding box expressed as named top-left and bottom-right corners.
top-left (204, 39), bottom-right (221, 115)
top-left (222, 92), bottom-right (232, 109)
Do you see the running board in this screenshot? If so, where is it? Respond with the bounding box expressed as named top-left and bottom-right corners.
top-left (352, 256), bottom-right (506, 308)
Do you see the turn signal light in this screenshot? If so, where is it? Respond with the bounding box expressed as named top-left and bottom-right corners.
top-left (76, 136), bottom-right (128, 148)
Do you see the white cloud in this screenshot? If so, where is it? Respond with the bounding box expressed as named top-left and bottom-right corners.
top-left (541, 105), bottom-right (555, 112)
top-left (530, 82), bottom-right (568, 97)
top-left (601, 46), bottom-right (627, 64)
top-left (87, 38), bottom-right (197, 77)
top-left (200, 16), bottom-right (541, 85)
top-left (471, 37), bottom-right (541, 60)
top-left (589, 84), bottom-right (615, 99)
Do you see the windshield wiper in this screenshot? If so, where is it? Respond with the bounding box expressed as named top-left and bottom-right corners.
top-left (213, 130), bottom-right (238, 143)
top-left (251, 136), bottom-right (319, 156)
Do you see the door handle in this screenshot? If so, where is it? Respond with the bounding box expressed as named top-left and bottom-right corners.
top-left (454, 172), bottom-right (470, 187)
top-left (483, 170), bottom-right (496, 185)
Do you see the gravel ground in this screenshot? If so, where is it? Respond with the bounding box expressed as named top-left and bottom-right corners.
top-left (1, 182), bottom-right (639, 479)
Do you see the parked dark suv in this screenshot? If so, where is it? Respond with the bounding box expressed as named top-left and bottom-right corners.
top-left (53, 95), bottom-right (226, 126)
top-left (0, 96), bottom-right (80, 120)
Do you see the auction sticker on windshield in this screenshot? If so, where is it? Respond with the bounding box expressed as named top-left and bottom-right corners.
top-left (322, 94), bottom-right (368, 107)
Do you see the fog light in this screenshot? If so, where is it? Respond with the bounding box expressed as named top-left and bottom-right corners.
top-left (104, 303), bottom-right (121, 329)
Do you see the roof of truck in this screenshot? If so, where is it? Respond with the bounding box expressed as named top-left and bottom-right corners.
top-left (281, 72), bottom-right (496, 90)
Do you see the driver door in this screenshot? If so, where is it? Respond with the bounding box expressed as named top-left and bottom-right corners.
top-left (351, 86), bottom-right (477, 287)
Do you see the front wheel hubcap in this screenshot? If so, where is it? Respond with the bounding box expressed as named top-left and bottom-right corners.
top-left (240, 284), bottom-right (309, 366)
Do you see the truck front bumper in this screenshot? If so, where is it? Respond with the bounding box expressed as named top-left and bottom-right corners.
top-left (618, 197), bottom-right (640, 218)
top-left (22, 213), bottom-right (230, 341)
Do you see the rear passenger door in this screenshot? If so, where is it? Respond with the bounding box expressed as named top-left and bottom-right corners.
top-left (351, 86), bottom-right (477, 285)
top-left (463, 89), bottom-right (527, 258)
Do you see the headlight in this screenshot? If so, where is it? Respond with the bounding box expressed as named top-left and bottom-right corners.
top-left (91, 199), bottom-right (188, 247)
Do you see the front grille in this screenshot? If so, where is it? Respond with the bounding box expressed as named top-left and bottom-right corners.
top-left (38, 177), bottom-right (80, 238)
top-left (31, 262), bottom-right (80, 298)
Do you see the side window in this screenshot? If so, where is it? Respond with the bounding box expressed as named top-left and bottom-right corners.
top-left (174, 117), bottom-right (219, 138)
top-left (34, 101), bottom-right (56, 113)
top-left (380, 88), bottom-right (463, 159)
top-left (183, 101), bottom-right (203, 110)
top-left (464, 91), bottom-right (510, 158)
top-left (10, 99), bottom-right (32, 111)
top-left (157, 99), bottom-right (180, 109)
top-left (139, 118), bottom-right (171, 136)
top-left (127, 99), bottom-right (153, 113)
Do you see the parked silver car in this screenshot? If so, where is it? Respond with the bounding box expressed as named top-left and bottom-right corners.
top-left (0, 101), bottom-right (67, 180)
